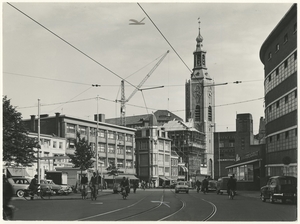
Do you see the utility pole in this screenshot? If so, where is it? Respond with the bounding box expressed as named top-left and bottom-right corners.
top-left (37, 99), bottom-right (41, 184)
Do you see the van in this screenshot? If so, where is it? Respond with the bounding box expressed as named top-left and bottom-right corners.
top-left (216, 177), bottom-right (230, 194)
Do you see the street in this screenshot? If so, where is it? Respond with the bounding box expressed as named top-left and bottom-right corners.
top-left (11, 188), bottom-right (297, 221)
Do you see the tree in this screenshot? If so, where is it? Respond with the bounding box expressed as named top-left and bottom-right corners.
top-left (67, 132), bottom-right (95, 179)
top-left (3, 96), bottom-right (39, 167)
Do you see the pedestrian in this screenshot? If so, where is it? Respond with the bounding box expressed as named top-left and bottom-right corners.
top-left (196, 179), bottom-right (201, 193)
top-left (201, 176), bottom-right (209, 194)
top-left (133, 180), bottom-right (138, 193)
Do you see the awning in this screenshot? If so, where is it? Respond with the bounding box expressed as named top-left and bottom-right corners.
top-left (159, 176), bottom-right (168, 181)
top-left (179, 165), bottom-right (188, 172)
top-left (226, 159), bottom-right (261, 169)
top-left (7, 168), bottom-right (29, 177)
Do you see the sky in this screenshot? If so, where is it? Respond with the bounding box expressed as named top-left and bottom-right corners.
top-left (2, 1), bottom-right (295, 133)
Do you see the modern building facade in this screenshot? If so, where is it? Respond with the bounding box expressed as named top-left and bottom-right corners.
top-left (259, 3), bottom-right (297, 177)
top-left (223, 114), bottom-right (266, 190)
top-left (22, 113), bottom-right (137, 179)
top-left (185, 21), bottom-right (215, 178)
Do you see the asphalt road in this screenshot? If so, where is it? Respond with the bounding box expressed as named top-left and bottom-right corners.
top-left (10, 189), bottom-right (297, 221)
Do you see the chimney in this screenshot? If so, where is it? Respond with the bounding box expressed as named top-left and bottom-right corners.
top-left (55, 113), bottom-right (61, 136)
top-left (94, 114), bottom-right (105, 122)
top-left (30, 115), bottom-right (36, 132)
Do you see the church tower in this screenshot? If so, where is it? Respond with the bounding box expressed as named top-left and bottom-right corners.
top-left (185, 20), bottom-right (215, 177)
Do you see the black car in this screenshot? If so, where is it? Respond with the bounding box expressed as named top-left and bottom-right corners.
top-left (260, 176), bottom-right (297, 204)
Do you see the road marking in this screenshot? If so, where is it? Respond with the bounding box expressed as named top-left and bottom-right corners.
top-left (151, 195), bottom-right (170, 208)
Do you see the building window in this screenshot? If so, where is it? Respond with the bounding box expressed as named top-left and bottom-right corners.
top-left (276, 67), bottom-right (279, 76)
top-left (285, 95), bottom-right (289, 104)
top-left (275, 44), bottom-right (279, 52)
top-left (59, 142), bottom-right (63, 149)
top-left (269, 105), bottom-right (272, 113)
top-left (117, 159), bottom-right (124, 168)
top-left (53, 141), bottom-right (57, 148)
top-left (285, 131), bottom-right (289, 139)
top-left (294, 52), bottom-right (297, 60)
top-left (277, 134), bottom-right (280, 141)
top-left (98, 129), bottom-right (106, 138)
top-left (268, 74), bottom-right (271, 82)
top-left (78, 126), bottom-right (86, 135)
top-left (126, 146), bottom-right (132, 154)
top-left (269, 136), bottom-right (272, 143)
top-left (284, 60), bottom-right (288, 68)
top-left (117, 145), bottom-right (124, 155)
top-left (108, 131), bottom-right (115, 139)
top-left (276, 101), bottom-right (280, 108)
top-left (67, 139), bottom-right (75, 148)
top-left (284, 34), bottom-right (288, 43)
top-left (268, 52), bottom-right (272, 59)
top-left (108, 144), bottom-right (115, 154)
top-left (90, 128), bottom-right (96, 136)
top-left (208, 106), bottom-right (212, 121)
top-left (126, 135), bottom-right (133, 142)
top-left (66, 124), bottom-right (75, 133)
top-left (99, 143), bottom-right (106, 153)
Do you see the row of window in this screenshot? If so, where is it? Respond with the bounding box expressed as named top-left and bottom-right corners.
top-left (100, 157), bottom-right (133, 168)
top-left (40, 138), bottom-right (64, 149)
top-left (267, 26), bottom-right (297, 61)
top-left (227, 164), bottom-right (254, 181)
top-left (96, 143), bottom-right (133, 154)
top-left (265, 51), bottom-right (297, 94)
top-left (266, 90), bottom-right (297, 123)
top-left (195, 105), bottom-right (213, 122)
top-left (267, 129), bottom-right (297, 153)
top-left (66, 124), bottom-right (133, 142)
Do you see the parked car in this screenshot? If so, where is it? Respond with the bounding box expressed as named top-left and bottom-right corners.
top-left (175, 181), bottom-right (189, 194)
top-left (40, 179), bottom-right (63, 195)
top-left (260, 176), bottom-right (297, 204)
top-left (216, 177), bottom-right (230, 195)
top-left (208, 180), bottom-right (217, 191)
top-left (7, 177), bottom-right (30, 198)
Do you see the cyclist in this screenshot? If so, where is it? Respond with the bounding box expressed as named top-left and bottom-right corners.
top-left (81, 173), bottom-right (88, 198)
top-left (120, 177), bottom-right (130, 197)
top-left (90, 172), bottom-right (98, 199)
top-left (195, 180), bottom-right (201, 193)
top-left (227, 174), bottom-right (237, 198)
top-left (29, 175), bottom-right (39, 199)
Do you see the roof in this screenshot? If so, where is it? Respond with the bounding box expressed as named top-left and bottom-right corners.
top-left (105, 110), bottom-right (182, 126)
top-left (163, 119), bottom-right (201, 133)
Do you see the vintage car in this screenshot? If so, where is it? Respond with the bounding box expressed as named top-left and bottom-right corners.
top-left (40, 179), bottom-right (63, 194)
top-left (175, 181), bottom-right (189, 194)
top-left (216, 177), bottom-right (230, 195)
top-left (260, 176), bottom-right (297, 204)
top-left (7, 177), bottom-right (30, 197)
top-left (208, 180), bottom-right (217, 191)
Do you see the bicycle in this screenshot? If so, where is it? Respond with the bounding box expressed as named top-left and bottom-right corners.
top-left (81, 184), bottom-right (88, 199)
top-left (23, 186), bottom-right (53, 200)
top-left (90, 185), bottom-right (97, 201)
top-left (228, 189), bottom-right (235, 199)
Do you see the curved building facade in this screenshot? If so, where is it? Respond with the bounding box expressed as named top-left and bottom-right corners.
top-left (259, 4), bottom-right (297, 177)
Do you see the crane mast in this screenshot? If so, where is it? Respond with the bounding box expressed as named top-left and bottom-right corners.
top-left (120, 50), bottom-right (169, 126)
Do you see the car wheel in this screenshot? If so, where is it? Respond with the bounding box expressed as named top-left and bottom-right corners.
top-left (270, 194), bottom-right (275, 203)
top-left (16, 190), bottom-right (24, 198)
top-left (261, 194), bottom-right (266, 202)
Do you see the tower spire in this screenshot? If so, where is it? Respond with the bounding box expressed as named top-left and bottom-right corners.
top-left (196, 17), bottom-right (203, 51)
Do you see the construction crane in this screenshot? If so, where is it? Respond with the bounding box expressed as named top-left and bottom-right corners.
top-left (119, 50), bottom-right (169, 126)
